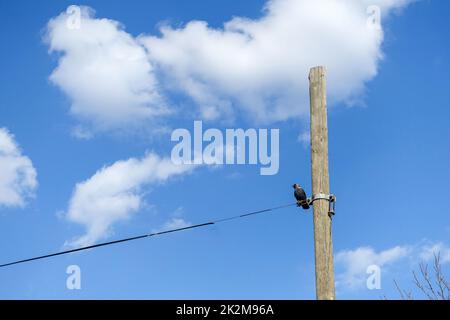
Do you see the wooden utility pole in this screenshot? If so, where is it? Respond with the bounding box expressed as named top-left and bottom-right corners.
top-left (309, 66), bottom-right (336, 300)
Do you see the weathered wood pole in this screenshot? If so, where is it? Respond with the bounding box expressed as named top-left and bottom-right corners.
top-left (309, 66), bottom-right (336, 300)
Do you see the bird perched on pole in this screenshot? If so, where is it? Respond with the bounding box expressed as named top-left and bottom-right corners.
top-left (293, 184), bottom-right (310, 209)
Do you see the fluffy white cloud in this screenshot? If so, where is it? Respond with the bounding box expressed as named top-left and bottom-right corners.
top-left (335, 245), bottom-right (411, 288)
top-left (419, 242), bottom-right (450, 264)
top-left (65, 153), bottom-right (194, 247)
top-left (45, 6), bottom-right (168, 133)
top-left (46, 0), bottom-right (414, 131)
top-left (0, 128), bottom-right (38, 207)
top-left (335, 240), bottom-right (450, 290)
top-left (142, 0), bottom-right (415, 122)
top-left (150, 206), bottom-right (192, 233)
top-left (297, 130), bottom-right (310, 148)
top-left (159, 217), bottom-right (191, 232)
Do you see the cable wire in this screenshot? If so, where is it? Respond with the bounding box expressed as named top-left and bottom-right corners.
top-left (0, 202), bottom-right (297, 268)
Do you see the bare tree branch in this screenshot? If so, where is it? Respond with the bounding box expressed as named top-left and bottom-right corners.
top-left (432, 253), bottom-right (450, 300)
top-left (394, 279), bottom-right (413, 300)
top-left (392, 251), bottom-right (449, 300)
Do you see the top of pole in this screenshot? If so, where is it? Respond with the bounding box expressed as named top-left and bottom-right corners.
top-left (309, 66), bottom-right (326, 82)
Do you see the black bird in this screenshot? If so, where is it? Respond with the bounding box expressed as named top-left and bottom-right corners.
top-left (293, 184), bottom-right (309, 209)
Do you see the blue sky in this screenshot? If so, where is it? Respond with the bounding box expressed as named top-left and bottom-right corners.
top-left (0, 0), bottom-right (449, 299)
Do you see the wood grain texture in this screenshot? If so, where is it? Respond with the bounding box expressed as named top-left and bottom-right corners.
top-left (309, 66), bottom-right (336, 300)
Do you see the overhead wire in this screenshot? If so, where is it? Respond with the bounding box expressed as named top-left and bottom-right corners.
top-left (0, 202), bottom-right (297, 268)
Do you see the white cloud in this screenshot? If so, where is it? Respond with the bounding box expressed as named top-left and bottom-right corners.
top-left (297, 130), bottom-right (310, 148)
top-left (335, 245), bottom-right (411, 288)
top-left (369, 0), bottom-right (416, 11)
top-left (159, 217), bottom-right (191, 231)
top-left (0, 128), bottom-right (38, 208)
top-left (419, 242), bottom-right (450, 264)
top-left (65, 153), bottom-right (194, 247)
top-left (46, 0), bottom-right (415, 132)
top-left (335, 240), bottom-right (450, 290)
top-left (142, 0), bottom-right (415, 122)
top-left (45, 6), bottom-right (168, 133)
top-left (71, 125), bottom-right (94, 140)
top-left (150, 206), bottom-right (192, 233)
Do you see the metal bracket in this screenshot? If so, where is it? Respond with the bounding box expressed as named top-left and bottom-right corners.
top-left (307, 193), bottom-right (336, 216)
